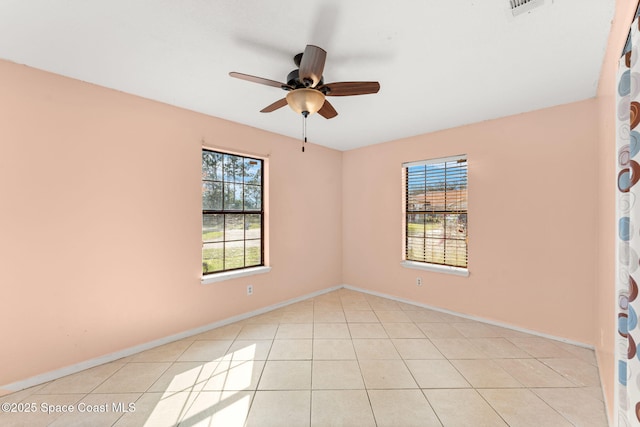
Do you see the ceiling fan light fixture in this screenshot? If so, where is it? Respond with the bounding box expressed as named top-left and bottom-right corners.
top-left (286, 88), bottom-right (325, 115)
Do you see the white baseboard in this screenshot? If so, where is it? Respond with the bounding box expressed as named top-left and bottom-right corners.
top-left (342, 284), bottom-right (594, 349)
top-left (3, 282), bottom-right (594, 394)
top-left (1, 284), bottom-right (342, 393)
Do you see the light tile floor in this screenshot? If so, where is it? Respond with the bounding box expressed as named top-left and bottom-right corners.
top-left (0, 289), bottom-right (608, 426)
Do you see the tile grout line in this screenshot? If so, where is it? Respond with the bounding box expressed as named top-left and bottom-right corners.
top-left (387, 314), bottom-right (446, 427)
top-left (161, 335), bottom-right (207, 427)
top-left (241, 320), bottom-right (277, 426)
top-left (343, 298), bottom-right (380, 427)
top-left (341, 296), bottom-right (381, 427)
top-left (527, 388), bottom-right (583, 426)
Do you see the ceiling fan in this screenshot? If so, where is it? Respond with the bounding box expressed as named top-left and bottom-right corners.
top-left (229, 44), bottom-right (380, 120)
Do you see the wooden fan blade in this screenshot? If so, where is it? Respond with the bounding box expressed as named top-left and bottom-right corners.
top-left (229, 72), bottom-right (290, 89)
top-left (260, 98), bottom-right (288, 113)
top-left (321, 81), bottom-right (380, 96)
top-left (298, 45), bottom-right (326, 88)
top-left (317, 100), bottom-right (338, 119)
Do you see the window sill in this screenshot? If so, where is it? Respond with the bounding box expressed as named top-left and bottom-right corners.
top-left (201, 266), bottom-right (272, 284)
top-left (401, 261), bottom-right (469, 277)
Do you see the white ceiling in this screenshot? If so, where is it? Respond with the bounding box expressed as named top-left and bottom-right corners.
top-left (0, 0), bottom-right (615, 151)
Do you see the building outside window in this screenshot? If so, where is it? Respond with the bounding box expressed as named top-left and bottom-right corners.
top-left (404, 155), bottom-right (468, 269)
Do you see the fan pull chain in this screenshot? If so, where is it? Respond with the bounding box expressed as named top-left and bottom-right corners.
top-left (301, 111), bottom-right (308, 153)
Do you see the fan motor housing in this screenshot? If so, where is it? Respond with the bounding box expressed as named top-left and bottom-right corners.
top-left (286, 69), bottom-right (323, 89)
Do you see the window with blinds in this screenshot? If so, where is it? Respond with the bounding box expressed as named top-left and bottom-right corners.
top-left (404, 155), bottom-right (468, 268)
top-left (202, 149), bottom-right (264, 274)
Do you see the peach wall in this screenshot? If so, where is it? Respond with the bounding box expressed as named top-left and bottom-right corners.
top-left (342, 99), bottom-right (599, 344)
top-left (0, 59), bottom-right (342, 387)
top-left (595, 0), bottom-right (639, 422)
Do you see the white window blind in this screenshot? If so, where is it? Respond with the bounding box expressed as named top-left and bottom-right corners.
top-left (404, 155), bottom-right (468, 268)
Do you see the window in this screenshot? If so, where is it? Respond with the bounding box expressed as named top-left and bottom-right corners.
top-left (202, 149), bottom-right (263, 274)
top-left (404, 155), bottom-right (468, 268)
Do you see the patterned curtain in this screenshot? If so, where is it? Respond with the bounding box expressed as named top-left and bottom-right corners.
top-left (617, 14), bottom-right (640, 426)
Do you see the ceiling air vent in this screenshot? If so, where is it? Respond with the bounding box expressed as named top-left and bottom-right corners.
top-left (509, 0), bottom-right (546, 16)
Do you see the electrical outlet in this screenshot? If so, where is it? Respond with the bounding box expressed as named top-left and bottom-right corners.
top-left (247, 285), bottom-right (253, 295)
top-left (416, 277), bottom-right (423, 286)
